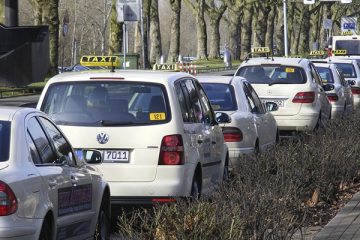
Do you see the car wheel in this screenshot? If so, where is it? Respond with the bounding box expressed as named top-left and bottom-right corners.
top-left (315, 113), bottom-right (322, 130)
top-left (94, 202), bottom-right (110, 240)
top-left (39, 220), bottom-right (52, 240)
top-left (223, 160), bottom-right (230, 182)
top-left (191, 176), bottom-right (201, 200)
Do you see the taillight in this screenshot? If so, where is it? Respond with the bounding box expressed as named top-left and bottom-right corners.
top-left (0, 181), bottom-right (17, 216)
top-left (326, 93), bottom-right (339, 102)
top-left (159, 135), bottom-right (184, 165)
top-left (351, 87), bottom-right (360, 95)
top-left (292, 92), bottom-right (315, 103)
top-left (222, 127), bottom-right (243, 142)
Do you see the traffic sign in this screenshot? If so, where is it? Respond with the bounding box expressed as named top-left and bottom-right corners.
top-left (341, 17), bottom-right (357, 34)
top-left (116, 0), bottom-right (141, 22)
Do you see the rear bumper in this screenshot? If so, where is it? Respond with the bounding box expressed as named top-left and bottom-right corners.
top-left (274, 113), bottom-right (318, 131)
top-left (330, 104), bottom-right (345, 119)
top-left (353, 95), bottom-right (360, 108)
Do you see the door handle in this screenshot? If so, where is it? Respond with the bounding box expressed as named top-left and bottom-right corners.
top-left (212, 141), bottom-right (217, 145)
top-left (48, 179), bottom-right (57, 188)
top-left (197, 139), bottom-right (203, 144)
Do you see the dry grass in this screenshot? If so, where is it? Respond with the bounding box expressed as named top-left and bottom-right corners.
top-left (114, 112), bottom-right (360, 240)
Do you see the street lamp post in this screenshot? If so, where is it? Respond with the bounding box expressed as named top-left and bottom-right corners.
top-left (283, 0), bottom-right (289, 57)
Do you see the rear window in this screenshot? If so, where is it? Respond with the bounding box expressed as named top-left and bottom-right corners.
top-left (335, 40), bottom-right (360, 55)
top-left (315, 67), bottom-right (334, 83)
top-left (41, 81), bottom-right (170, 126)
top-left (237, 65), bottom-right (307, 85)
top-left (201, 83), bottom-right (237, 111)
top-left (334, 63), bottom-right (357, 78)
top-left (0, 121), bottom-right (10, 162)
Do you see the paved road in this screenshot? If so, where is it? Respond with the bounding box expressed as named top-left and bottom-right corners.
top-left (0, 94), bottom-right (40, 107)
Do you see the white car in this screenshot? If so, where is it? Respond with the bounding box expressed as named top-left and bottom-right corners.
top-left (235, 57), bottom-right (333, 135)
top-left (198, 76), bottom-right (279, 168)
top-left (0, 107), bottom-right (110, 240)
top-left (326, 58), bottom-right (360, 108)
top-left (313, 62), bottom-right (354, 118)
top-left (36, 59), bottom-right (229, 205)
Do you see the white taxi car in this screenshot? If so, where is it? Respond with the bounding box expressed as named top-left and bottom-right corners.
top-left (37, 57), bottom-right (229, 205)
top-left (235, 55), bottom-right (333, 135)
top-left (198, 76), bottom-right (278, 168)
top-left (313, 62), bottom-right (354, 118)
top-left (326, 58), bottom-right (360, 108)
top-left (0, 107), bottom-right (110, 240)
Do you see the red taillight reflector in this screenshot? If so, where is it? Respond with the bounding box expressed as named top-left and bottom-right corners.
top-left (292, 92), bottom-right (315, 103)
top-left (222, 127), bottom-right (243, 142)
top-left (159, 135), bottom-right (184, 165)
top-left (326, 93), bottom-right (339, 102)
top-left (351, 87), bottom-right (360, 95)
top-left (0, 181), bottom-right (17, 216)
top-left (152, 198), bottom-right (177, 203)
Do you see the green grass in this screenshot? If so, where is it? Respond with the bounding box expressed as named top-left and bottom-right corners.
top-left (193, 58), bottom-right (242, 69)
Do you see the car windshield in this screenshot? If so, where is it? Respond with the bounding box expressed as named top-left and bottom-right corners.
top-left (201, 83), bottom-right (237, 111)
top-left (315, 67), bottom-right (334, 83)
top-left (335, 40), bottom-right (360, 55)
top-left (334, 63), bottom-right (357, 78)
top-left (0, 121), bottom-right (10, 162)
top-left (236, 65), bottom-right (306, 84)
top-left (41, 81), bottom-right (170, 126)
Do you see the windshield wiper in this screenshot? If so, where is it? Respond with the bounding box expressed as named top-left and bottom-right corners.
top-left (98, 120), bottom-right (136, 126)
top-left (268, 81), bottom-right (288, 86)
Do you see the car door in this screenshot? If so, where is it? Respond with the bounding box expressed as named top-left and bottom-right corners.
top-left (243, 82), bottom-right (271, 151)
top-left (336, 67), bottom-right (353, 110)
top-left (25, 116), bottom-right (73, 239)
top-left (37, 116), bottom-right (95, 239)
top-left (194, 80), bottom-right (224, 184)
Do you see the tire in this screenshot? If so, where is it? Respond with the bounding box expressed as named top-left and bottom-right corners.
top-left (39, 220), bottom-right (52, 240)
top-left (94, 202), bottom-right (110, 240)
top-left (223, 161), bottom-right (230, 182)
top-left (191, 176), bottom-right (201, 200)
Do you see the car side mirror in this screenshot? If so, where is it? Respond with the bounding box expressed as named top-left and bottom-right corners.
top-left (83, 150), bottom-right (103, 164)
top-left (322, 83), bottom-right (335, 92)
top-left (347, 80), bottom-right (356, 86)
top-left (216, 112), bottom-right (231, 124)
top-left (265, 102), bottom-right (279, 112)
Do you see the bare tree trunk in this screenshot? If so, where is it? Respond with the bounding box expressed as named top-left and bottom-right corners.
top-left (109, 0), bottom-right (122, 55)
top-left (195, 0), bottom-right (207, 59)
top-left (149, 0), bottom-right (162, 64)
top-left (41, 0), bottom-right (59, 75)
top-left (142, 0), bottom-right (150, 68)
top-left (310, 4), bottom-right (321, 51)
top-left (30, 0), bottom-right (44, 25)
top-left (168, 0), bottom-right (181, 62)
top-left (275, 2), bottom-right (284, 55)
top-left (0, 0), bottom-right (4, 24)
top-left (254, 1), bottom-right (271, 47)
top-left (266, 5), bottom-right (276, 52)
top-left (299, 5), bottom-right (310, 55)
top-left (320, 3), bottom-right (333, 49)
top-left (206, 2), bottom-right (227, 59)
top-left (240, 0), bottom-right (253, 59)
top-left (134, 21), bottom-right (142, 54)
top-left (226, 1), bottom-right (243, 60)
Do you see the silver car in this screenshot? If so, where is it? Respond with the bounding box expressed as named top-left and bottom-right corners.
top-left (0, 107), bottom-right (110, 240)
top-left (314, 62), bottom-right (354, 118)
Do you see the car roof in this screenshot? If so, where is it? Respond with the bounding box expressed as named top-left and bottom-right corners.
top-left (196, 76), bottom-right (246, 84)
top-left (0, 106), bottom-right (35, 121)
top-left (313, 62), bottom-right (332, 68)
top-left (46, 70), bottom-right (194, 85)
top-left (327, 58), bottom-right (357, 64)
top-left (240, 57), bottom-right (309, 68)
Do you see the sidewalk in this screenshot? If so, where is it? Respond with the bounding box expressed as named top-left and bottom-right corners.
top-left (315, 191), bottom-right (360, 239)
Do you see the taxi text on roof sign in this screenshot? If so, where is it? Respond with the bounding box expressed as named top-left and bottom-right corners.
top-left (342, 30), bottom-right (354, 36)
top-left (80, 56), bottom-right (120, 67)
top-left (332, 50), bottom-right (347, 55)
top-left (153, 64), bottom-right (179, 71)
top-left (251, 47), bottom-right (270, 54)
top-left (309, 50), bottom-right (325, 56)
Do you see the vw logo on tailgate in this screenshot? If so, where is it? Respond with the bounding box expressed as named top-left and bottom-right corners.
top-left (97, 133), bottom-right (109, 144)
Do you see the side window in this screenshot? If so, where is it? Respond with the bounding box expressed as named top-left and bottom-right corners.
top-left (175, 82), bottom-right (191, 122)
top-left (244, 83), bottom-right (265, 114)
top-left (184, 79), bottom-right (204, 123)
top-left (38, 117), bottom-right (75, 166)
top-left (310, 64), bottom-right (322, 85)
top-left (336, 68), bottom-right (347, 87)
top-left (26, 130), bottom-right (42, 165)
top-left (195, 81), bottom-right (215, 125)
top-left (27, 117), bottom-right (57, 164)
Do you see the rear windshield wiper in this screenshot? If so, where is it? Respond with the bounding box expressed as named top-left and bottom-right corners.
top-left (268, 81), bottom-right (288, 86)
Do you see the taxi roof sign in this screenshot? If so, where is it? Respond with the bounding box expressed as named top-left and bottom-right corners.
top-left (251, 47), bottom-right (270, 54)
top-left (153, 64), bottom-right (179, 71)
top-left (342, 31), bottom-right (354, 36)
top-left (80, 56), bottom-right (120, 67)
top-left (332, 50), bottom-right (347, 55)
top-left (309, 50), bottom-right (326, 56)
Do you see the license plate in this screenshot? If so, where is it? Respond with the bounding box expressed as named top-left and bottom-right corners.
top-left (262, 99), bottom-right (284, 108)
top-left (103, 150), bottom-right (129, 163)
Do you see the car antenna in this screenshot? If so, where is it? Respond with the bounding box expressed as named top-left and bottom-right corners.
top-left (110, 58), bottom-right (115, 72)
